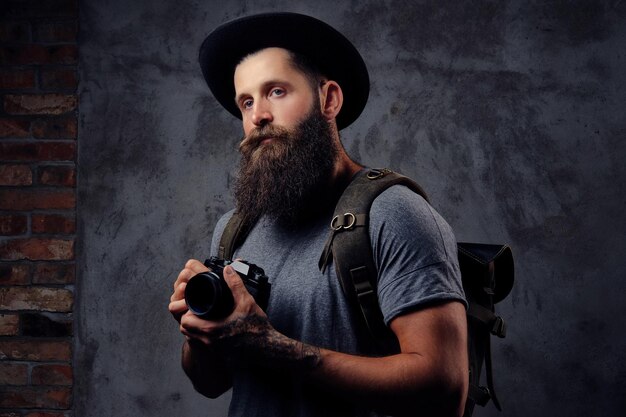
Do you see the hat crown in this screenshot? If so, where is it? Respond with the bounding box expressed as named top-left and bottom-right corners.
top-left (199, 12), bottom-right (369, 130)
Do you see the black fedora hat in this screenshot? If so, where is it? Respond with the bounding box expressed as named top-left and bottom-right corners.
top-left (198, 12), bottom-right (369, 130)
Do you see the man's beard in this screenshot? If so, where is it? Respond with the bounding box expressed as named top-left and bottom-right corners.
top-left (234, 107), bottom-right (339, 228)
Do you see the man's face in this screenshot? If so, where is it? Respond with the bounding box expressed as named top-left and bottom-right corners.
top-left (234, 47), bottom-right (318, 137)
top-left (231, 48), bottom-right (339, 226)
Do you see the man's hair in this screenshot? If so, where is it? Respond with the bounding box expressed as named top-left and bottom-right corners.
top-left (286, 50), bottom-right (326, 91)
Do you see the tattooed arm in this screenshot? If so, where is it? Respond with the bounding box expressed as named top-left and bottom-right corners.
top-left (176, 262), bottom-right (467, 417)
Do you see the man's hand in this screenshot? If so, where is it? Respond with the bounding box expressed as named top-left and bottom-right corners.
top-left (178, 263), bottom-right (270, 350)
top-left (170, 259), bottom-right (320, 372)
top-left (169, 258), bottom-right (268, 343)
top-left (168, 259), bottom-right (207, 325)
top-left (169, 258), bottom-right (272, 398)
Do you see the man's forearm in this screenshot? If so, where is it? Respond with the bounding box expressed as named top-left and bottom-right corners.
top-left (181, 339), bottom-right (233, 398)
top-left (309, 347), bottom-right (466, 417)
top-left (244, 305), bottom-right (468, 417)
top-left (229, 323), bottom-right (464, 416)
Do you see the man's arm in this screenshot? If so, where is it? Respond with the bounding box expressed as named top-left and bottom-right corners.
top-left (179, 262), bottom-right (468, 416)
top-left (310, 302), bottom-right (468, 417)
top-left (169, 259), bottom-right (233, 398)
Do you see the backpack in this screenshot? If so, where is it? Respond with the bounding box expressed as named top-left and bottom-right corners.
top-left (217, 168), bottom-right (514, 417)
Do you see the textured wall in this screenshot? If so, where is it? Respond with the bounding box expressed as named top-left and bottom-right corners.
top-left (77, 1), bottom-right (626, 416)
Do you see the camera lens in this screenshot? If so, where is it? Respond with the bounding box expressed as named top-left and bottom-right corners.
top-left (184, 271), bottom-right (234, 319)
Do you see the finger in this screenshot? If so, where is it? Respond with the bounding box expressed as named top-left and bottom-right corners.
top-left (185, 259), bottom-right (209, 273)
top-left (180, 325), bottom-right (209, 345)
top-left (221, 266), bottom-right (266, 317)
top-left (174, 268), bottom-right (193, 289)
top-left (171, 280), bottom-right (187, 302)
top-left (180, 311), bottom-right (221, 337)
top-left (169, 298), bottom-right (188, 323)
top-left (169, 298), bottom-right (188, 315)
top-left (174, 260), bottom-right (208, 288)
top-left (222, 265), bottom-right (248, 297)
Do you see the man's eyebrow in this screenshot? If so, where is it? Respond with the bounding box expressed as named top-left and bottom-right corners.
top-left (234, 79), bottom-right (292, 104)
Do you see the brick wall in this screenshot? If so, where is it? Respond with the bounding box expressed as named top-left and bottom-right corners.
top-left (0, 1), bottom-right (78, 416)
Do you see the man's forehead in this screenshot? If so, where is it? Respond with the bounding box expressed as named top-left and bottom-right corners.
top-left (234, 48), bottom-right (305, 93)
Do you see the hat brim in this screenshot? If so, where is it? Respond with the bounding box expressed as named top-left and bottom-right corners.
top-left (199, 12), bottom-right (369, 130)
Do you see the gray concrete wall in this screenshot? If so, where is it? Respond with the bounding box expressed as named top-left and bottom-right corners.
top-left (76, 1), bottom-right (626, 416)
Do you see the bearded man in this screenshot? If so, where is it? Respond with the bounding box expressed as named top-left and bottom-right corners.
top-left (169, 13), bottom-right (468, 417)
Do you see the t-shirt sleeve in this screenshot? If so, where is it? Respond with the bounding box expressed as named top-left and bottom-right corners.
top-left (370, 186), bottom-right (466, 325)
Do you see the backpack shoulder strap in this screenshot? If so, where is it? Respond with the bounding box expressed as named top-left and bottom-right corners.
top-left (217, 211), bottom-right (251, 261)
top-left (318, 168), bottom-right (428, 350)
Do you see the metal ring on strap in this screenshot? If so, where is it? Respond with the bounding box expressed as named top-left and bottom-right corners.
top-left (343, 212), bottom-right (356, 229)
top-left (330, 213), bottom-right (357, 230)
top-left (330, 215), bottom-right (342, 230)
top-left (367, 168), bottom-right (391, 180)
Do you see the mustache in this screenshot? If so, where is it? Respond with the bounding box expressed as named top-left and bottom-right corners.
top-left (239, 125), bottom-right (291, 151)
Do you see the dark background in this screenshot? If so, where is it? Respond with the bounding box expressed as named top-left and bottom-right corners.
top-left (75, 1), bottom-right (625, 416)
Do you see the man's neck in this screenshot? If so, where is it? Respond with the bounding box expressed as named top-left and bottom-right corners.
top-left (332, 153), bottom-right (363, 190)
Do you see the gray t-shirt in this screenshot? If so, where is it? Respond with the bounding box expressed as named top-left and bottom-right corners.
top-left (210, 185), bottom-right (466, 417)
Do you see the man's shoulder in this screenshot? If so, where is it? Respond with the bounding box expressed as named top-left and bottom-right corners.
top-left (369, 184), bottom-right (443, 233)
top-left (371, 183), bottom-right (430, 213)
top-left (368, 183), bottom-right (458, 263)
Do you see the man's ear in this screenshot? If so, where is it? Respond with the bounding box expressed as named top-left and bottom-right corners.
top-left (319, 80), bottom-right (343, 121)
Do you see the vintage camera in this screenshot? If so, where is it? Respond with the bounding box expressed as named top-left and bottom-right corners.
top-left (184, 257), bottom-right (271, 320)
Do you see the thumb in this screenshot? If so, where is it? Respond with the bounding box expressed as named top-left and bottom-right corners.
top-left (223, 265), bottom-right (248, 296)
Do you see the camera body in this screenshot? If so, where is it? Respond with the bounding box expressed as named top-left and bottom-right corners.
top-left (184, 256), bottom-right (271, 320)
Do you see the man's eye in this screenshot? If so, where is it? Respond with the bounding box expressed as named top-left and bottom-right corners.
top-left (270, 88), bottom-right (284, 97)
top-left (243, 99), bottom-right (253, 109)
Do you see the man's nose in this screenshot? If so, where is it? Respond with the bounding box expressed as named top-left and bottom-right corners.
top-left (251, 101), bottom-right (273, 127)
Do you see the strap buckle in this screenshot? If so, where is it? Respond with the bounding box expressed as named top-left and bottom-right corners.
top-left (491, 316), bottom-right (506, 338)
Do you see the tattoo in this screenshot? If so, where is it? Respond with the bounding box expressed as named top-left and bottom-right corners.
top-left (213, 314), bottom-right (322, 373)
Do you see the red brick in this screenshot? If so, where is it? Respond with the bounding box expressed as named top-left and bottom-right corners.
top-left (44, 45), bottom-right (79, 65)
top-left (0, 45), bottom-right (43, 65)
top-left (33, 263), bottom-right (74, 284)
top-left (0, 164), bottom-right (32, 186)
top-left (0, 22), bottom-right (31, 42)
top-left (0, 314), bottom-right (19, 336)
top-left (0, 363), bottom-right (28, 385)
top-left (40, 68), bottom-right (78, 90)
top-left (0, 142), bottom-right (75, 161)
top-left (0, 118), bottom-right (30, 138)
top-left (0, 263), bottom-right (30, 285)
top-left (0, 238), bottom-right (74, 261)
top-left (4, 94), bottom-right (77, 115)
top-left (0, 386), bottom-right (71, 409)
top-left (31, 364), bottom-right (73, 386)
top-left (0, 287), bottom-right (73, 311)
top-left (0, 44), bottom-right (77, 66)
top-left (20, 313), bottom-right (72, 337)
top-left (0, 189), bottom-right (75, 210)
top-left (0, 215), bottom-right (28, 235)
top-left (37, 166), bottom-right (76, 187)
top-left (32, 214), bottom-right (75, 234)
top-left (34, 21), bottom-right (78, 43)
top-left (32, 116), bottom-right (77, 139)
top-left (0, 0), bottom-right (78, 19)
top-left (0, 69), bottom-right (36, 89)
top-left (0, 340), bottom-right (71, 361)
